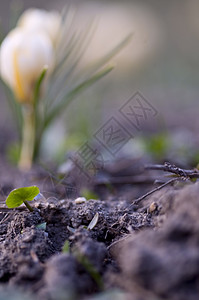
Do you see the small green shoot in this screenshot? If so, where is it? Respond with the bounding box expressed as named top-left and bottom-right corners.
top-left (62, 240), bottom-right (70, 253)
top-left (75, 253), bottom-right (103, 290)
top-left (6, 186), bottom-right (40, 212)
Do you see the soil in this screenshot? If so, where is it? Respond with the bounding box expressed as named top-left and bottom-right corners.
top-left (0, 154), bottom-right (199, 300)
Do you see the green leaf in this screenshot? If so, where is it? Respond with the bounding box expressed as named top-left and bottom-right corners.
top-left (33, 66), bottom-right (48, 108)
top-left (44, 65), bottom-right (114, 129)
top-left (46, 22), bottom-right (96, 104)
top-left (6, 186), bottom-right (40, 208)
top-left (83, 33), bottom-right (133, 76)
top-left (33, 67), bottom-right (48, 158)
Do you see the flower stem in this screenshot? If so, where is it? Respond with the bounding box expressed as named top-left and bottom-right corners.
top-left (18, 105), bottom-right (35, 170)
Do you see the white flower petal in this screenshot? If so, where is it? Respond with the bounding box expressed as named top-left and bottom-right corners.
top-left (0, 27), bottom-right (54, 102)
top-left (18, 8), bottom-right (61, 45)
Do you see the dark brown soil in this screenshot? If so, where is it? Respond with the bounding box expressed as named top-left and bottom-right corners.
top-left (0, 155), bottom-right (199, 300)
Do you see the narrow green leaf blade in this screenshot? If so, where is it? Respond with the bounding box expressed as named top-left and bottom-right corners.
top-left (62, 240), bottom-right (70, 253)
top-left (33, 66), bottom-right (48, 108)
top-left (84, 33), bottom-right (133, 76)
top-left (44, 65), bottom-right (114, 129)
top-left (6, 186), bottom-right (40, 208)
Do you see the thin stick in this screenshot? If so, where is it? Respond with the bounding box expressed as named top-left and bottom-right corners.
top-left (132, 178), bottom-right (179, 205)
top-left (94, 175), bottom-right (159, 185)
top-left (0, 206), bottom-right (27, 212)
top-left (145, 162), bottom-right (199, 179)
top-left (107, 234), bottom-right (130, 251)
top-left (0, 213), bottom-right (9, 224)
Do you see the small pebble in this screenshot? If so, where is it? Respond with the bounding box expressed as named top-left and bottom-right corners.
top-left (59, 199), bottom-right (66, 204)
top-left (22, 235), bottom-right (33, 243)
top-left (74, 197), bottom-right (87, 204)
top-left (148, 202), bottom-right (158, 213)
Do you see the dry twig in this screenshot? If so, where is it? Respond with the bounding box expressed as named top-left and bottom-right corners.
top-left (145, 162), bottom-right (199, 179)
top-left (132, 178), bottom-right (180, 205)
top-left (131, 161), bottom-right (197, 206)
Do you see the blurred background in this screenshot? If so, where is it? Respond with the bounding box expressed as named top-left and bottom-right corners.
top-left (1, 0), bottom-right (199, 166)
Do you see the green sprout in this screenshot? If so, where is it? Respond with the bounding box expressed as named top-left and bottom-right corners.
top-left (62, 240), bottom-right (70, 253)
top-left (6, 186), bottom-right (40, 212)
top-left (75, 252), bottom-right (104, 290)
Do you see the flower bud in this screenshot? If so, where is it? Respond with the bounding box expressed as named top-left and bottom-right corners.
top-left (17, 8), bottom-right (61, 45)
top-left (0, 27), bottom-right (54, 103)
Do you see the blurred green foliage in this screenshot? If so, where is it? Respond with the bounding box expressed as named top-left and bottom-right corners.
top-left (143, 133), bottom-right (169, 161)
top-left (80, 188), bottom-right (98, 200)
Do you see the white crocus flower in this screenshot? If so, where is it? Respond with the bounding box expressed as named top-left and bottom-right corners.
top-left (17, 8), bottom-right (61, 46)
top-left (0, 27), bottom-right (54, 103)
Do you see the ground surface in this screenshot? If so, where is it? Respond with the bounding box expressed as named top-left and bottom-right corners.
top-left (0, 155), bottom-right (199, 300)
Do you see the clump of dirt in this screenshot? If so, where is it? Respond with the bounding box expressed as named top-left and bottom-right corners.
top-left (111, 183), bottom-right (199, 300)
top-left (1, 155), bottom-right (199, 300)
top-left (0, 194), bottom-right (153, 299)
